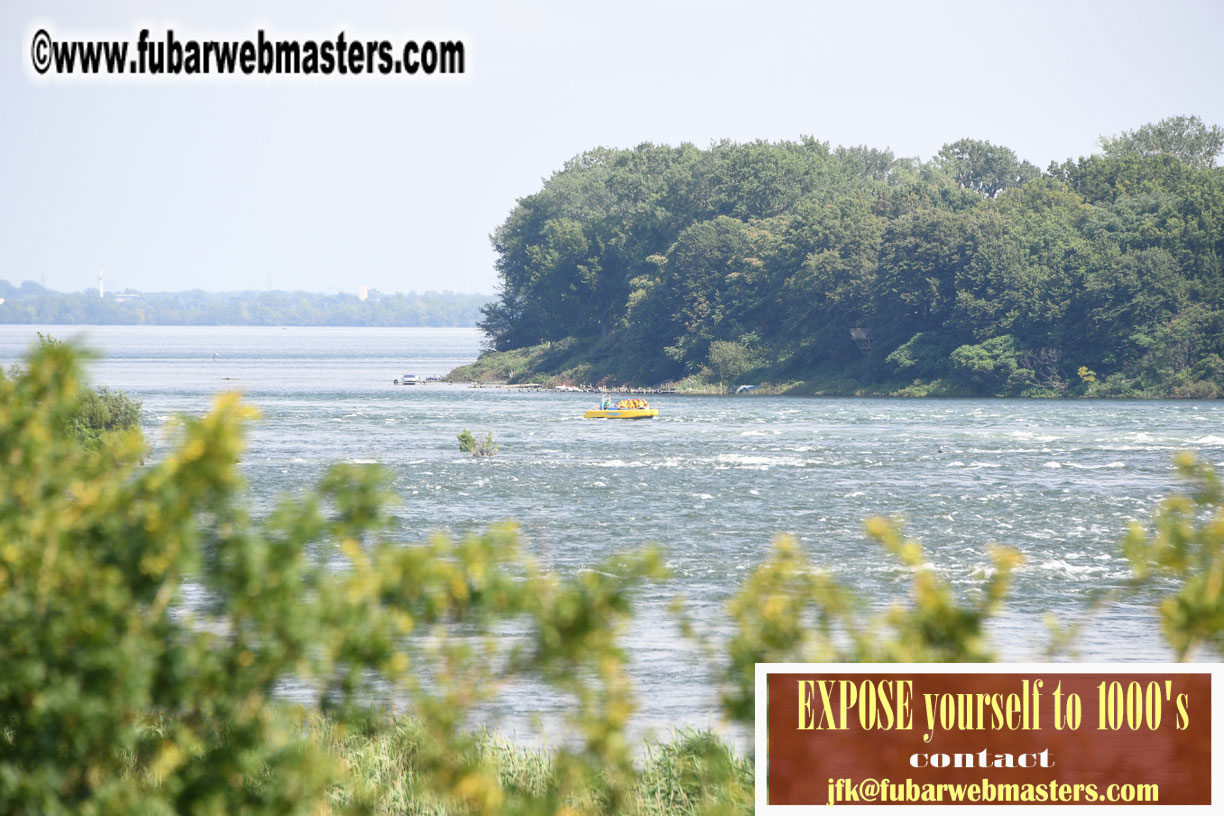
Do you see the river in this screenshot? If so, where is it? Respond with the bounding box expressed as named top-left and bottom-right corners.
top-left (4, 324), bottom-right (1221, 748)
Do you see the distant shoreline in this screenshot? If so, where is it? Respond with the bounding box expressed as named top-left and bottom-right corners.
top-left (3, 287), bottom-right (496, 327)
top-left (446, 342), bottom-right (1223, 400)
top-left (0, 284), bottom-right (494, 329)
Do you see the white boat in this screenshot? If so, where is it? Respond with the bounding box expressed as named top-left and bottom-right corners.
top-left (394, 373), bottom-right (422, 385)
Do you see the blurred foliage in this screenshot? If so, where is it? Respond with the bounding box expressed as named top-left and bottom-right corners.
top-left (2, 333), bottom-right (144, 453)
top-left (0, 342), bottom-right (672, 815)
top-left (1122, 452), bottom-right (1224, 660)
top-left (712, 528), bottom-right (1020, 723)
top-left (318, 720), bottom-right (751, 816)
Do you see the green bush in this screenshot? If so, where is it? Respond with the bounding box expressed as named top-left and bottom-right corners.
top-left (70, 385), bottom-right (144, 450)
top-left (1, 333), bottom-right (143, 452)
top-left (0, 342), bottom-right (664, 815)
top-left (885, 331), bottom-right (950, 378)
top-left (458, 429), bottom-right (498, 456)
top-left (949, 334), bottom-right (1022, 388)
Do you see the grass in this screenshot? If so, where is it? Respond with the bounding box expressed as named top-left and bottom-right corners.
top-left (315, 716), bottom-right (753, 815)
top-left (447, 339), bottom-right (602, 386)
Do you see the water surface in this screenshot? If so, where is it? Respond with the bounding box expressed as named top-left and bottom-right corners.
top-left (5, 325), bottom-right (1220, 746)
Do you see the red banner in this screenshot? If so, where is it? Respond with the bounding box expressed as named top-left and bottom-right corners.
top-left (761, 667), bottom-right (1213, 807)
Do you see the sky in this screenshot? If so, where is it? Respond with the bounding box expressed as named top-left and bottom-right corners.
top-left (3, 0), bottom-right (1223, 296)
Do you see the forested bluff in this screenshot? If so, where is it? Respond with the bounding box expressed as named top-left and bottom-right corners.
top-left (0, 285), bottom-right (491, 328)
top-left (462, 115), bottom-right (1224, 397)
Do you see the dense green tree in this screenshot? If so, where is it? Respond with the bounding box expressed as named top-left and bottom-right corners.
top-left (872, 208), bottom-right (977, 349)
top-left (706, 338), bottom-right (762, 385)
top-left (936, 138), bottom-right (1041, 197)
top-left (949, 334), bottom-right (1024, 388)
top-left (1099, 115), bottom-right (1224, 170)
top-left (474, 118), bottom-right (1224, 396)
top-left (779, 200), bottom-right (884, 367)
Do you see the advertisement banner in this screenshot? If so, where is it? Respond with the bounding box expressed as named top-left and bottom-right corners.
top-left (757, 663), bottom-right (1218, 810)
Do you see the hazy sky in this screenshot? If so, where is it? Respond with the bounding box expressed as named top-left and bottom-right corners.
top-left (4, 0), bottom-right (1223, 295)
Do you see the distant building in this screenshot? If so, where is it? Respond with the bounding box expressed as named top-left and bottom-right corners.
top-left (358, 285), bottom-right (369, 302)
top-left (850, 328), bottom-right (872, 354)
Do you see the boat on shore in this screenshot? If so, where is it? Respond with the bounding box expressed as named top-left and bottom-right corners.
top-left (584, 397), bottom-right (658, 419)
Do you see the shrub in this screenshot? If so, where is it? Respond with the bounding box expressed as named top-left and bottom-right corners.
top-left (1122, 452), bottom-right (1224, 660)
top-left (949, 334), bottom-right (1022, 388)
top-left (458, 429), bottom-right (498, 456)
top-left (0, 342), bottom-right (662, 815)
top-left (0, 333), bottom-right (143, 452)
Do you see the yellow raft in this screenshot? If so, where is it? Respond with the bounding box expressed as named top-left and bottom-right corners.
top-left (583, 408), bottom-right (659, 419)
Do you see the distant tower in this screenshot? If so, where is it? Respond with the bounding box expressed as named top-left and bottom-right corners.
top-left (98, 269), bottom-right (104, 298)
top-left (358, 285), bottom-right (369, 302)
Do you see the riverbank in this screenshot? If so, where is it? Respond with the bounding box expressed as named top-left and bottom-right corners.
top-left (446, 342), bottom-right (1223, 399)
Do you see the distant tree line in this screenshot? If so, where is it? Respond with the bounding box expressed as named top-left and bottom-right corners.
top-left (477, 115), bottom-right (1224, 396)
top-left (0, 284), bottom-right (492, 328)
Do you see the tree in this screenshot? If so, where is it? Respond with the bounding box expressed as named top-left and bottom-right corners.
top-left (1099, 115), bottom-right (1224, 170)
top-left (472, 125), bottom-right (1223, 395)
top-left (935, 138), bottom-right (1041, 197)
top-left (949, 334), bottom-right (1024, 389)
top-left (0, 283), bottom-right (493, 328)
top-left (707, 339), bottom-right (759, 386)
top-left (779, 201), bottom-right (884, 367)
top-left (873, 208), bottom-right (976, 348)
